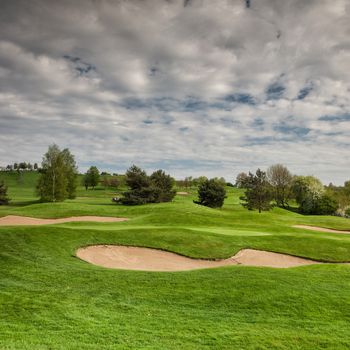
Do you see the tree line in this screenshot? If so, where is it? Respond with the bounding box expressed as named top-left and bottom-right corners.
top-left (0, 145), bottom-right (349, 218)
top-left (236, 164), bottom-right (350, 216)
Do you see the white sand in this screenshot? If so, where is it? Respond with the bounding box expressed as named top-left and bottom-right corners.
top-left (0, 215), bottom-right (129, 226)
top-left (76, 245), bottom-right (320, 271)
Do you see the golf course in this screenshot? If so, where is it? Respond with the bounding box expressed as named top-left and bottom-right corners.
top-left (1, 171), bottom-right (350, 349)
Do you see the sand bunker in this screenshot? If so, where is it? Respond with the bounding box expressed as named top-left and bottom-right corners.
top-left (177, 191), bottom-right (189, 195)
top-left (0, 215), bottom-right (128, 226)
top-left (76, 245), bottom-right (321, 271)
top-left (294, 225), bottom-right (350, 234)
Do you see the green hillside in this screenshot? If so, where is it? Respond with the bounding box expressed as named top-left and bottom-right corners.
top-left (1, 171), bottom-right (350, 349)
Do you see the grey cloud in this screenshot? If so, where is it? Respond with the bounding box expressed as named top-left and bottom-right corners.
top-left (0, 0), bottom-right (349, 184)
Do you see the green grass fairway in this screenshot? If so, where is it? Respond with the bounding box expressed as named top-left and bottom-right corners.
top-left (1, 172), bottom-right (350, 349)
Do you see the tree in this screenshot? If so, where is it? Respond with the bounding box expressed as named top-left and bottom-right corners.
top-left (36, 144), bottom-right (68, 202)
top-left (120, 165), bottom-right (176, 205)
top-left (240, 169), bottom-right (273, 213)
top-left (34, 163), bottom-right (38, 171)
top-left (61, 148), bottom-right (78, 198)
top-left (125, 165), bottom-right (150, 190)
top-left (0, 181), bottom-right (10, 205)
top-left (267, 164), bottom-right (293, 207)
top-left (314, 194), bottom-right (338, 215)
top-left (291, 176), bottom-right (325, 214)
top-left (83, 166), bottom-right (100, 190)
top-left (235, 172), bottom-right (249, 188)
top-left (194, 178), bottom-right (226, 208)
top-left (101, 176), bottom-right (120, 189)
top-left (19, 162), bottom-right (27, 170)
top-left (150, 169), bottom-right (176, 203)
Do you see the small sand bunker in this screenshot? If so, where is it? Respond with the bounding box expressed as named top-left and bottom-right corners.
top-left (0, 215), bottom-right (128, 226)
top-left (76, 245), bottom-right (320, 271)
top-left (294, 225), bottom-right (350, 234)
top-left (177, 191), bottom-right (189, 195)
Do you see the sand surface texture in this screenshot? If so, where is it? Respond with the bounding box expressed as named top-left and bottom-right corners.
top-left (294, 225), bottom-right (350, 234)
top-left (0, 215), bottom-right (128, 226)
top-left (76, 245), bottom-right (321, 271)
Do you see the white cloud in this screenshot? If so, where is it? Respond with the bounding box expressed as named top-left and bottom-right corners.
top-left (0, 0), bottom-right (349, 184)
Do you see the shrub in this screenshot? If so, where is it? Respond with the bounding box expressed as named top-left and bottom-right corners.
top-left (120, 166), bottom-right (176, 205)
top-left (314, 194), bottom-right (338, 215)
top-left (0, 181), bottom-right (10, 205)
top-left (194, 179), bottom-right (226, 208)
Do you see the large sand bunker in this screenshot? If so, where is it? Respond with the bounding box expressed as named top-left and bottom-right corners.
top-left (294, 225), bottom-right (350, 234)
top-left (76, 245), bottom-right (321, 271)
top-left (0, 215), bottom-right (128, 226)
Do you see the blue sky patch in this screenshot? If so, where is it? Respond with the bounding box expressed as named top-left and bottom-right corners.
top-left (266, 82), bottom-right (285, 100)
top-left (319, 114), bottom-right (350, 122)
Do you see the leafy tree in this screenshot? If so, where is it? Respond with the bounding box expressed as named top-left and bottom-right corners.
top-left (314, 194), bottom-right (338, 215)
top-left (240, 169), bottom-right (273, 213)
top-left (267, 164), bottom-right (293, 207)
top-left (83, 166), bottom-right (100, 190)
top-left (61, 148), bottom-right (78, 198)
top-left (324, 182), bottom-right (349, 216)
top-left (194, 178), bottom-right (226, 208)
top-left (101, 176), bottom-right (120, 189)
top-left (36, 145), bottom-right (68, 202)
top-left (13, 163), bottom-right (18, 170)
top-left (291, 176), bottom-right (325, 214)
top-left (235, 172), bottom-right (249, 188)
top-left (34, 163), bottom-right (38, 170)
top-left (193, 176), bottom-right (208, 186)
top-left (0, 181), bottom-right (10, 205)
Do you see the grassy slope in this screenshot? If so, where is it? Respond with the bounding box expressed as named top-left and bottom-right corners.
top-left (1, 172), bottom-right (350, 349)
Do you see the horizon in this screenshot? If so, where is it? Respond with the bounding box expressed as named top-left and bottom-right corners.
top-left (0, 0), bottom-right (349, 185)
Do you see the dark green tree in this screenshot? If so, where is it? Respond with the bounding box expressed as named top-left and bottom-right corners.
top-left (0, 181), bottom-right (10, 205)
top-left (150, 169), bottom-right (176, 203)
top-left (194, 178), bottom-right (226, 208)
top-left (240, 169), bottom-right (273, 213)
top-left (120, 166), bottom-right (176, 205)
top-left (125, 165), bottom-right (150, 190)
top-left (314, 194), bottom-right (338, 215)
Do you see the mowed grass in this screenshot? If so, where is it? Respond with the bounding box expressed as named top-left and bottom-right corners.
top-left (1, 171), bottom-right (350, 349)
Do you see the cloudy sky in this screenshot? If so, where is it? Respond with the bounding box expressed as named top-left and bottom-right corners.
top-left (0, 0), bottom-right (349, 183)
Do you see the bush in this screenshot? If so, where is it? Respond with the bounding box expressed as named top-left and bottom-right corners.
top-left (194, 179), bottom-right (226, 208)
top-left (0, 181), bottom-right (10, 205)
top-left (120, 166), bottom-right (176, 205)
top-left (314, 194), bottom-right (338, 215)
